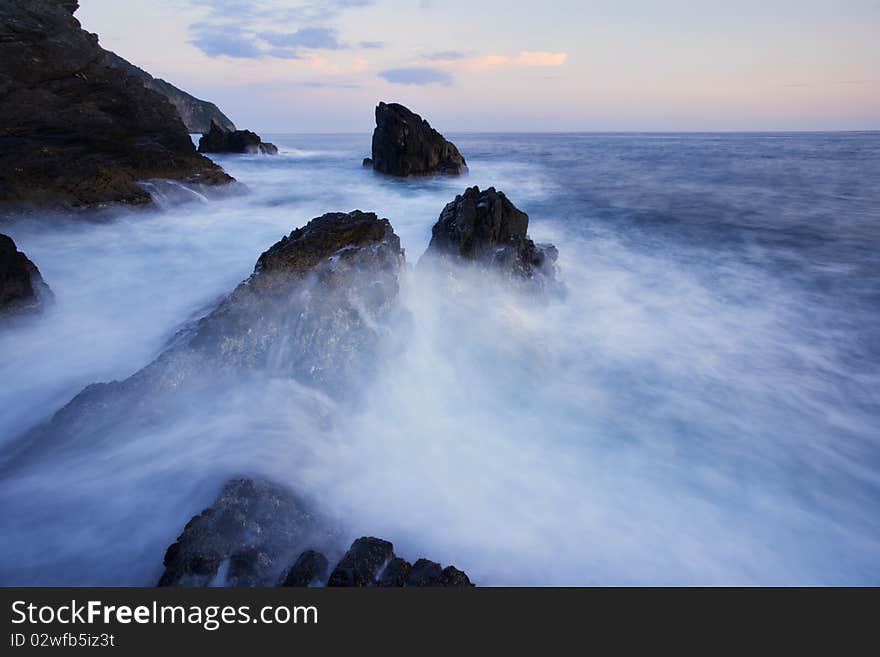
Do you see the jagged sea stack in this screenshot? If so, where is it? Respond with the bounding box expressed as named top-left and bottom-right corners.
top-left (369, 102), bottom-right (467, 176)
top-left (198, 121), bottom-right (278, 155)
top-left (0, 0), bottom-right (232, 208)
top-left (423, 186), bottom-right (559, 288)
top-left (0, 234), bottom-right (53, 318)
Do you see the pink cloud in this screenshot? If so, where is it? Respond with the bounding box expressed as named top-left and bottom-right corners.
top-left (434, 51), bottom-right (567, 72)
top-left (460, 54), bottom-right (510, 71)
top-left (515, 51), bottom-right (567, 67)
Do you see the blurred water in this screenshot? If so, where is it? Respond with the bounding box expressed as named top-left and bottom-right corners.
top-left (1, 132), bottom-right (878, 585)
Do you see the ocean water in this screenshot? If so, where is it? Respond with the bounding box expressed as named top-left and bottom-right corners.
top-left (0, 132), bottom-right (878, 585)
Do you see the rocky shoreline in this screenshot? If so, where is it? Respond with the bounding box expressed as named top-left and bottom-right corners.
top-left (101, 51), bottom-right (236, 134)
top-left (0, 0), bottom-right (561, 588)
top-left (0, 0), bottom-right (233, 210)
top-left (7, 187), bottom-right (558, 585)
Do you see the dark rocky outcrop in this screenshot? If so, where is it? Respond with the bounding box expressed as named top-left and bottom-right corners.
top-left (369, 102), bottom-right (466, 176)
top-left (279, 550), bottom-right (330, 587)
top-left (0, 234), bottom-right (53, 317)
top-left (0, 0), bottom-right (232, 209)
top-left (160, 481), bottom-right (475, 588)
top-left (320, 539), bottom-right (472, 588)
top-left (158, 478), bottom-right (333, 587)
top-left (183, 210), bottom-right (404, 390)
top-left (423, 186), bottom-right (559, 288)
top-left (377, 556), bottom-right (412, 587)
top-left (327, 537), bottom-right (394, 587)
top-left (102, 51), bottom-right (236, 134)
top-left (405, 559), bottom-right (472, 587)
top-left (198, 121), bottom-right (278, 155)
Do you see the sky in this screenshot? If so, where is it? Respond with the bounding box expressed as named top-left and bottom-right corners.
top-left (77, 0), bottom-right (880, 132)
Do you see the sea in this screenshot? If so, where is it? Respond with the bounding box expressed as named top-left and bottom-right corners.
top-left (0, 132), bottom-right (878, 585)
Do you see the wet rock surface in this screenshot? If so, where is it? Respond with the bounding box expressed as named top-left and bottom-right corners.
top-left (198, 121), bottom-right (278, 155)
top-left (11, 210), bottom-right (406, 463)
top-left (369, 102), bottom-right (467, 176)
top-left (158, 478), bottom-right (332, 587)
top-left (0, 0), bottom-right (232, 209)
top-left (311, 539), bottom-right (472, 588)
top-left (161, 482), bottom-right (475, 587)
top-left (279, 550), bottom-right (330, 587)
top-left (377, 556), bottom-right (412, 587)
top-left (0, 234), bottom-right (53, 318)
top-left (423, 186), bottom-right (559, 287)
top-left (327, 537), bottom-right (395, 587)
top-left (185, 210), bottom-right (405, 390)
top-left (404, 559), bottom-right (473, 587)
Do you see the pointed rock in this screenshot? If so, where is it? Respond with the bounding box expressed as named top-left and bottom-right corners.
top-left (369, 102), bottom-right (466, 176)
top-left (423, 186), bottom-right (559, 288)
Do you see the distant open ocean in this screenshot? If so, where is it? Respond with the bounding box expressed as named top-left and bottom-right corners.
top-left (1, 132), bottom-right (878, 585)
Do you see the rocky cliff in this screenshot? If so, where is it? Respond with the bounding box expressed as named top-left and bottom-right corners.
top-left (102, 50), bottom-right (236, 134)
top-left (369, 102), bottom-right (467, 176)
top-left (0, 0), bottom-right (232, 209)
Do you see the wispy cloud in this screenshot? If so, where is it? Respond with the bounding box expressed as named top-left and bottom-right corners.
top-left (427, 50), bottom-right (568, 71)
top-left (459, 54), bottom-right (509, 70)
top-left (190, 24), bottom-right (265, 59)
top-left (184, 0), bottom-right (374, 24)
top-left (516, 51), bottom-right (567, 67)
top-left (260, 27), bottom-right (346, 50)
top-left (295, 80), bottom-right (362, 88)
top-left (378, 67), bottom-right (453, 86)
top-left (359, 41), bottom-right (384, 49)
top-left (184, 0), bottom-right (378, 59)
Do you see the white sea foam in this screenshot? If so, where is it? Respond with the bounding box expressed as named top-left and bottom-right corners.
top-left (0, 133), bottom-right (877, 585)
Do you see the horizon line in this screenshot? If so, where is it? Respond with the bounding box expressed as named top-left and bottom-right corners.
top-left (248, 128), bottom-right (880, 136)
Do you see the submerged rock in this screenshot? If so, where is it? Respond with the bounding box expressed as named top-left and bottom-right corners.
top-left (12, 210), bottom-right (406, 465)
top-left (423, 186), bottom-right (559, 288)
top-left (0, 234), bottom-right (53, 318)
top-left (158, 478), bottom-right (332, 587)
top-left (369, 102), bottom-right (467, 176)
top-left (102, 51), bottom-right (236, 134)
top-left (0, 0), bottom-right (232, 209)
top-left (198, 121), bottom-right (278, 155)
